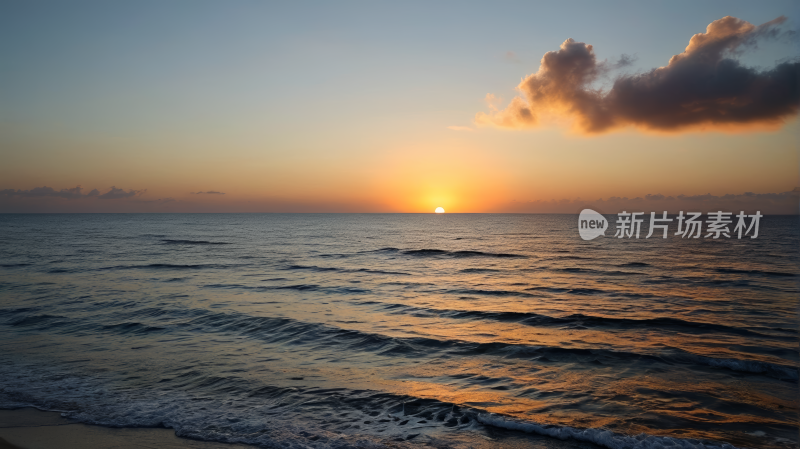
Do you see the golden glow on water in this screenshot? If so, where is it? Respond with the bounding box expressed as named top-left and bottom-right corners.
top-left (1, 214), bottom-right (796, 449)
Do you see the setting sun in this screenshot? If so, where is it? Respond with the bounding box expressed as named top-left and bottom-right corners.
top-left (435, 207), bottom-right (445, 213)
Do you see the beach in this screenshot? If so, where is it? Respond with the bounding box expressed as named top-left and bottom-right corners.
top-left (0, 408), bottom-right (255, 449)
top-left (0, 407), bottom-right (601, 449)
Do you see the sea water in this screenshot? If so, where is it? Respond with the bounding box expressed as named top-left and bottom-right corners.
top-left (0, 214), bottom-right (796, 448)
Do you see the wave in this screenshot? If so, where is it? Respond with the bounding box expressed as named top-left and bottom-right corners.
top-left (9, 305), bottom-right (790, 382)
top-left (715, 267), bottom-right (796, 278)
top-left (275, 284), bottom-right (371, 294)
top-left (448, 288), bottom-right (540, 298)
top-left (403, 249), bottom-right (526, 258)
top-left (0, 360), bottom-right (765, 449)
top-left (200, 282), bottom-right (373, 295)
top-left (454, 285), bottom-right (650, 299)
top-left (526, 286), bottom-right (610, 295)
top-left (285, 264), bottom-right (411, 276)
top-left (642, 275), bottom-right (791, 292)
top-left (135, 263), bottom-right (224, 270)
top-left (558, 267), bottom-right (644, 276)
top-left (693, 355), bottom-right (798, 380)
top-left (0, 368), bottom-right (458, 448)
top-left (7, 314), bottom-right (69, 327)
top-left (160, 239), bottom-right (231, 245)
top-left (100, 322), bottom-right (166, 335)
top-left (0, 359), bottom-right (756, 449)
top-left (478, 414), bottom-right (738, 449)
top-left (377, 303), bottom-right (796, 340)
top-left (274, 317), bottom-right (794, 381)
top-left (98, 263), bottom-right (248, 271)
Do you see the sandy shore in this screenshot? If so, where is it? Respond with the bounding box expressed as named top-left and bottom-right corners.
top-left (0, 408), bottom-right (254, 449)
top-left (0, 407), bottom-right (592, 449)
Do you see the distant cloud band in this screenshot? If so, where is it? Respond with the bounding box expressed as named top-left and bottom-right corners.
top-left (0, 186), bottom-right (144, 200)
top-left (501, 188), bottom-right (800, 215)
top-left (477, 16), bottom-right (799, 134)
top-left (191, 191), bottom-right (226, 195)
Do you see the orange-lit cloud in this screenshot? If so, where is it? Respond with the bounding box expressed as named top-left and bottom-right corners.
top-left (97, 186), bottom-right (146, 199)
top-left (476, 16), bottom-right (799, 134)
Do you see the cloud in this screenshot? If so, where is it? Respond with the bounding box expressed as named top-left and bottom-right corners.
top-left (1, 185), bottom-right (144, 200)
top-left (476, 16), bottom-right (799, 134)
top-left (139, 197), bottom-right (176, 204)
top-left (97, 186), bottom-right (145, 199)
top-left (497, 188), bottom-right (799, 215)
top-left (191, 191), bottom-right (226, 195)
top-left (446, 126), bottom-right (474, 132)
top-left (0, 186), bottom-right (85, 199)
top-left (610, 53), bottom-right (637, 69)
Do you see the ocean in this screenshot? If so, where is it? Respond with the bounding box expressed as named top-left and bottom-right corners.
top-left (0, 214), bottom-right (797, 449)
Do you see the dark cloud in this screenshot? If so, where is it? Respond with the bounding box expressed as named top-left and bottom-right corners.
top-left (1, 186), bottom-right (85, 199)
top-left (611, 53), bottom-right (637, 69)
top-left (1, 186), bottom-right (144, 200)
top-left (498, 188), bottom-right (799, 215)
top-left (191, 191), bottom-right (226, 195)
top-left (477, 16), bottom-right (799, 133)
top-left (97, 187), bottom-right (145, 200)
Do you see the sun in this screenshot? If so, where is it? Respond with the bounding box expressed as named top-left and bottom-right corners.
top-left (435, 207), bottom-right (445, 213)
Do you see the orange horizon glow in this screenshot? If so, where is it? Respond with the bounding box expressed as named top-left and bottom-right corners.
top-left (1, 12), bottom-right (798, 215)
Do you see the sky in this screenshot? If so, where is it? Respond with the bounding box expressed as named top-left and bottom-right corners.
top-left (1, 0), bottom-right (798, 213)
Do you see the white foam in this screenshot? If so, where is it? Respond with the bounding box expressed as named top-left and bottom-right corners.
top-left (477, 413), bottom-right (739, 449)
top-left (0, 364), bottom-right (436, 449)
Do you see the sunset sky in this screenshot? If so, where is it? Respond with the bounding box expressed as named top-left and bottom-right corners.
top-left (1, 0), bottom-right (798, 213)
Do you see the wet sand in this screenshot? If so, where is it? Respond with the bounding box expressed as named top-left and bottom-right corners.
top-left (0, 408), bottom-right (254, 449)
top-left (0, 407), bottom-right (600, 449)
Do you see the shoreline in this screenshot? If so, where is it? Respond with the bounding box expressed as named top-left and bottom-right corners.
top-left (0, 407), bottom-right (603, 449)
top-left (0, 408), bottom-right (254, 449)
